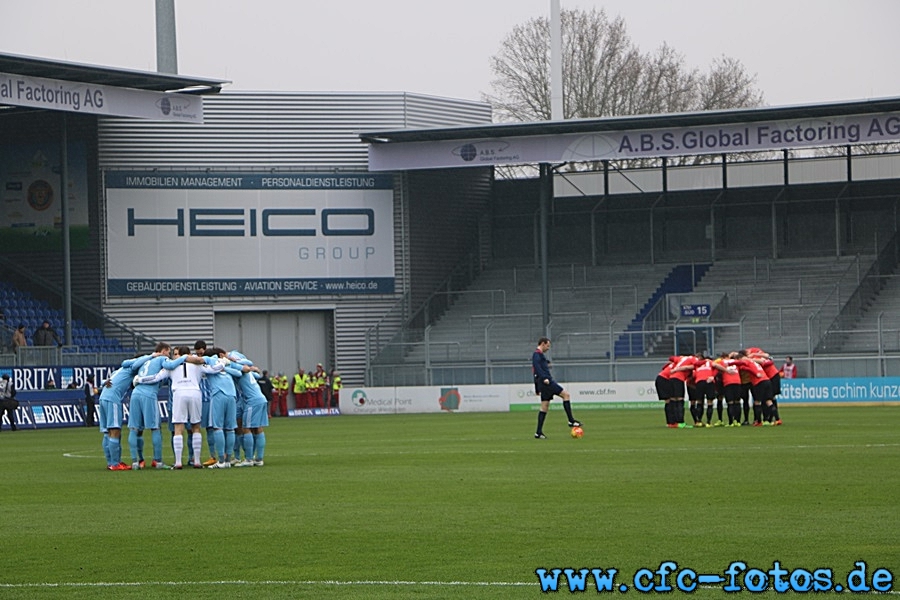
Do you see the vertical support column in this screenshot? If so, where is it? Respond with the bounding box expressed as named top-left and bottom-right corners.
top-left (60, 113), bottom-right (72, 347)
top-left (771, 194), bottom-right (778, 260)
top-left (835, 196), bottom-right (841, 258)
top-left (539, 163), bottom-right (552, 335)
top-left (846, 144), bottom-right (853, 183)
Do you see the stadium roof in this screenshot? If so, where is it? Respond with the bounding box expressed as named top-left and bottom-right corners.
top-left (361, 97), bottom-right (900, 144)
top-left (0, 51), bottom-right (227, 98)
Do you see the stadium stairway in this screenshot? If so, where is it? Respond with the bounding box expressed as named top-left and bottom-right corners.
top-left (613, 263), bottom-right (711, 358)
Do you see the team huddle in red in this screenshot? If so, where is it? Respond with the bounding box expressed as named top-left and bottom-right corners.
top-left (655, 348), bottom-right (783, 428)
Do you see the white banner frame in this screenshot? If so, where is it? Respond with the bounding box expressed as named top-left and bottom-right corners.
top-left (0, 71), bottom-right (203, 123)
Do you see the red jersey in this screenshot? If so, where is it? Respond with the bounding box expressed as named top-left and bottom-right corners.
top-left (668, 355), bottom-right (695, 382)
top-left (716, 358), bottom-right (742, 386)
top-left (693, 358), bottom-right (715, 383)
top-left (759, 358), bottom-right (779, 379)
top-left (658, 362), bottom-right (674, 378)
top-left (738, 357), bottom-right (769, 385)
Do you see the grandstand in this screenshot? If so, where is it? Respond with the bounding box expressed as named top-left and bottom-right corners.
top-left (367, 171), bottom-right (900, 386)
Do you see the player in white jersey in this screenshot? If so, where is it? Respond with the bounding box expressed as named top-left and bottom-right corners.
top-left (138, 346), bottom-right (222, 468)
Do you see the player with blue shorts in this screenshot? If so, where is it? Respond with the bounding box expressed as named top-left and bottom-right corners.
top-left (128, 342), bottom-right (172, 469)
top-left (202, 347), bottom-right (247, 469)
top-left (137, 346), bottom-right (222, 469)
top-left (98, 352), bottom-right (157, 470)
top-left (227, 350), bottom-right (269, 466)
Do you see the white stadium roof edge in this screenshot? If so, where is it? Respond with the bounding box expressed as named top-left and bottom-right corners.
top-left (361, 96), bottom-right (900, 144)
top-left (0, 51), bottom-right (228, 102)
top-left (361, 95), bottom-right (900, 172)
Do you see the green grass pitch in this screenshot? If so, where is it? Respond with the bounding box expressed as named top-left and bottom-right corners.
top-left (0, 406), bottom-right (897, 599)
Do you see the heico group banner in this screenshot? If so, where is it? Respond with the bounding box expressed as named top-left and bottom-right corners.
top-left (368, 112), bottom-right (900, 171)
top-left (0, 72), bottom-right (203, 123)
top-left (104, 172), bottom-right (396, 297)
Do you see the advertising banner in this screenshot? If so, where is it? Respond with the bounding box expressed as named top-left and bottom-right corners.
top-left (509, 381), bottom-right (659, 411)
top-left (0, 365), bottom-right (115, 392)
top-left (368, 112), bottom-right (900, 171)
top-left (780, 378), bottom-right (900, 404)
top-left (105, 172), bottom-right (395, 297)
top-left (340, 385), bottom-right (508, 415)
top-left (0, 71), bottom-right (203, 122)
top-left (0, 141), bottom-right (89, 252)
top-left (288, 407), bottom-right (341, 417)
top-left (4, 390), bottom-right (169, 430)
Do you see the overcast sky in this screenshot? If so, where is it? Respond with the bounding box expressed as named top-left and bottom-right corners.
top-left (3, 0), bottom-right (899, 109)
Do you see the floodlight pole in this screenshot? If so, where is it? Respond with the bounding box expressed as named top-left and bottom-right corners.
top-left (156, 0), bottom-right (178, 74)
top-left (550, 0), bottom-right (563, 120)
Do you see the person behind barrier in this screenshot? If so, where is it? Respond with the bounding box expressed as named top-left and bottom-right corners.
top-left (0, 374), bottom-right (17, 431)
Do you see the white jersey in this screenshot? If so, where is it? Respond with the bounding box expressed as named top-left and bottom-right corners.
top-left (169, 361), bottom-right (206, 393)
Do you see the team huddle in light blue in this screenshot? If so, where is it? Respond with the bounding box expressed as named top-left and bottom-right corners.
top-left (97, 341), bottom-right (269, 471)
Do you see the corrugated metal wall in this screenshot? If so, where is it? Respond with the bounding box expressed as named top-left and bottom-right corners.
top-left (98, 92), bottom-right (492, 169)
top-left (97, 92), bottom-right (493, 384)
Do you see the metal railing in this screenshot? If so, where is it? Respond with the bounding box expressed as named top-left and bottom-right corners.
top-left (512, 262), bottom-right (588, 292)
top-left (807, 254), bottom-right (870, 354)
top-left (0, 347), bottom-right (137, 368)
top-left (367, 350), bottom-right (900, 388)
top-left (550, 284), bottom-right (638, 318)
top-left (816, 232), bottom-right (900, 353)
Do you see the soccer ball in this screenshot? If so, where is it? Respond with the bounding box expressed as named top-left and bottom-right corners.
top-left (570, 426), bottom-right (584, 439)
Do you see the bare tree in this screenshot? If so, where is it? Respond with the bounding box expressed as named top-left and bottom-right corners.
top-left (485, 7), bottom-right (765, 172)
top-left (697, 56), bottom-right (764, 111)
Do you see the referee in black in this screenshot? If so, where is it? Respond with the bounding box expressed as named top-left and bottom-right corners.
top-left (532, 337), bottom-right (581, 438)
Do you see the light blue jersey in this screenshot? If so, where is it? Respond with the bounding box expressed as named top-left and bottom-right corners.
top-left (129, 355), bottom-right (169, 431)
top-left (99, 354), bottom-right (154, 468)
top-left (203, 356), bottom-right (241, 428)
top-left (232, 363), bottom-right (269, 429)
top-left (128, 353), bottom-right (173, 466)
top-left (227, 352), bottom-right (269, 465)
top-left (99, 354), bottom-right (153, 431)
top-left (203, 356), bottom-right (243, 463)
